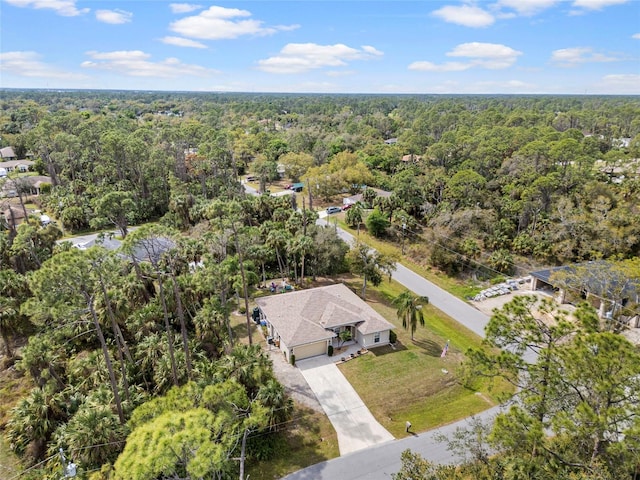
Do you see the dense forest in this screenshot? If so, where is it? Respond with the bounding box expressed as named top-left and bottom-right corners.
top-left (1, 90), bottom-right (639, 479)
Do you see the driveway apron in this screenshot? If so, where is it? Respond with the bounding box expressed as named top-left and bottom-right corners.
top-left (297, 352), bottom-right (394, 455)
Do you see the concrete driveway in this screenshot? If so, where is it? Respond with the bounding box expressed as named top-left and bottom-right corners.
top-left (297, 349), bottom-right (394, 455)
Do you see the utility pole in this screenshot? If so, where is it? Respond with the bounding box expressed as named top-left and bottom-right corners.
top-left (238, 428), bottom-right (250, 480)
top-left (59, 448), bottom-right (77, 479)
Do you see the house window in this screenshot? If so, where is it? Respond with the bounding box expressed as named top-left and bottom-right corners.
top-left (374, 332), bottom-right (380, 343)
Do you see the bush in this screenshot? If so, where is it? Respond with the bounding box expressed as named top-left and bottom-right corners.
top-left (290, 354), bottom-right (295, 366)
top-left (328, 345), bottom-right (334, 356)
top-left (389, 330), bottom-right (397, 344)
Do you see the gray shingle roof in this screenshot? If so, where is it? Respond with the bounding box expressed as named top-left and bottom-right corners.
top-left (256, 283), bottom-right (394, 348)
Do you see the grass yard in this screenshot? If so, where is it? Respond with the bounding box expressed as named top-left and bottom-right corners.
top-left (230, 274), bottom-right (510, 475)
top-left (0, 435), bottom-right (21, 479)
top-left (339, 276), bottom-right (512, 438)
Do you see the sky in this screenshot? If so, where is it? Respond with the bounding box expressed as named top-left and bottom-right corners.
top-left (0, 0), bottom-right (639, 94)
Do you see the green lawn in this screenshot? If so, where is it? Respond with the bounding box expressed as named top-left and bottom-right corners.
top-left (339, 277), bottom-right (511, 438)
top-left (232, 275), bottom-right (510, 475)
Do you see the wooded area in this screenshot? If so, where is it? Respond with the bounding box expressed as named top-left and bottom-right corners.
top-left (1, 90), bottom-right (639, 479)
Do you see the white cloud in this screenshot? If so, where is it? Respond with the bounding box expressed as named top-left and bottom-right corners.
top-left (169, 3), bottom-right (202, 14)
top-left (326, 70), bottom-right (357, 77)
top-left (448, 42), bottom-right (522, 68)
top-left (599, 74), bottom-right (640, 93)
top-left (160, 36), bottom-right (207, 49)
top-left (4, 0), bottom-right (88, 16)
top-left (409, 42), bottom-right (522, 72)
top-left (495, 0), bottom-right (559, 15)
top-left (432, 4), bottom-right (495, 27)
top-left (408, 61), bottom-right (471, 72)
top-left (475, 79), bottom-right (537, 90)
top-left (0, 51), bottom-right (87, 79)
top-left (95, 9), bottom-right (133, 24)
top-left (551, 47), bottom-right (619, 66)
top-left (81, 50), bottom-right (216, 78)
top-left (632, 33), bottom-right (640, 39)
top-left (170, 5), bottom-right (299, 40)
top-left (257, 43), bottom-right (383, 74)
top-left (362, 45), bottom-right (384, 56)
top-left (572, 0), bottom-right (629, 10)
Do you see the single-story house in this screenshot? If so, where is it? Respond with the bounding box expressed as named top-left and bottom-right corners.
top-left (1, 176), bottom-right (52, 197)
top-left (384, 138), bottom-right (398, 145)
top-left (255, 283), bottom-right (395, 362)
top-left (0, 159), bottom-right (34, 173)
top-left (343, 187), bottom-right (392, 207)
top-left (0, 147), bottom-right (17, 161)
top-left (77, 235), bottom-right (176, 265)
top-left (530, 262), bottom-right (639, 327)
top-left (401, 154), bottom-right (423, 162)
top-left (3, 206), bottom-right (28, 229)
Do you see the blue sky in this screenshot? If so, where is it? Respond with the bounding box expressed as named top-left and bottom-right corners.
top-left (1, 0), bottom-right (639, 94)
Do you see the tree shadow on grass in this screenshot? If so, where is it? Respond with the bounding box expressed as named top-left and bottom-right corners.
top-left (411, 338), bottom-right (443, 357)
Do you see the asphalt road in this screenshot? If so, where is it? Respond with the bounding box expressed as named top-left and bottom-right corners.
top-left (323, 220), bottom-right (490, 337)
top-left (285, 220), bottom-right (495, 480)
top-left (283, 406), bottom-right (501, 480)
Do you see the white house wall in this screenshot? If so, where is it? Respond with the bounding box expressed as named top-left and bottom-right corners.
top-left (357, 330), bottom-right (390, 348)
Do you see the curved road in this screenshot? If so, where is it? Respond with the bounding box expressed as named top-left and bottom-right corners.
top-left (282, 220), bottom-right (496, 479)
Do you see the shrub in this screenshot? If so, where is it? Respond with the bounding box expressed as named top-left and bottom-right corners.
top-left (389, 330), bottom-right (397, 344)
top-left (290, 354), bottom-right (295, 366)
top-left (328, 345), bottom-right (334, 356)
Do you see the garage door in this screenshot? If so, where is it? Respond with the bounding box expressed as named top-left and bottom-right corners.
top-left (294, 341), bottom-right (327, 360)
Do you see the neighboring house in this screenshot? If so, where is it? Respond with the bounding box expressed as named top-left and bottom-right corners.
top-left (0, 159), bottom-right (35, 173)
top-left (256, 283), bottom-right (395, 362)
top-left (401, 154), bottom-right (422, 162)
top-left (3, 206), bottom-right (28, 229)
top-left (0, 147), bottom-right (17, 161)
top-left (530, 262), bottom-right (640, 327)
top-left (343, 187), bottom-right (392, 207)
top-left (1, 175), bottom-right (52, 197)
top-left (77, 235), bottom-right (176, 264)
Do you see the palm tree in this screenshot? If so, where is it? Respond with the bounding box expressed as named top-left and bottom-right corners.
top-left (345, 202), bottom-right (364, 235)
top-left (0, 297), bottom-right (19, 358)
top-left (255, 378), bottom-right (293, 430)
top-left (393, 290), bottom-right (429, 341)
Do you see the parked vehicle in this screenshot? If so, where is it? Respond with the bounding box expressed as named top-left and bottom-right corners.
top-left (326, 206), bottom-right (342, 214)
top-left (341, 203), bottom-right (352, 211)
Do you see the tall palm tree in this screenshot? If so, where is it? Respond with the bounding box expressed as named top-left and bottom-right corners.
top-left (393, 290), bottom-right (429, 341)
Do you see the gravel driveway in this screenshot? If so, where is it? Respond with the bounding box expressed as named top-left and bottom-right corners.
top-left (266, 346), bottom-right (323, 412)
